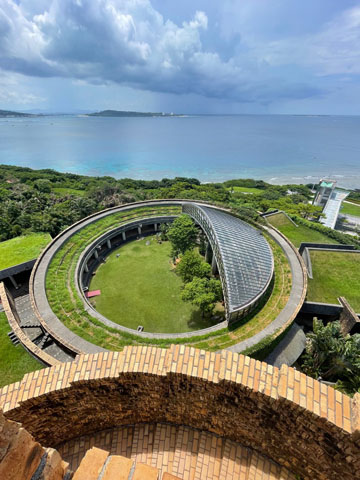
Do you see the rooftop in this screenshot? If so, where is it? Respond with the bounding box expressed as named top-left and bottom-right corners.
top-left (188, 204), bottom-right (273, 312)
top-left (0, 233), bottom-right (51, 270)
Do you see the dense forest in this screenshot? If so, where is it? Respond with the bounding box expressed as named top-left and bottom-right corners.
top-left (0, 164), bottom-right (356, 245)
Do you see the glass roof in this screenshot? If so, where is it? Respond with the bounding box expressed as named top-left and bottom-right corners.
top-left (184, 204), bottom-right (274, 313)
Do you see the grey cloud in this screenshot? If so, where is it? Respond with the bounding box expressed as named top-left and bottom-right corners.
top-left (0, 0), bottom-right (327, 103)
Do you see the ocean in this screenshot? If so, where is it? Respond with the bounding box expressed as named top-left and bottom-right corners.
top-left (0, 114), bottom-right (359, 188)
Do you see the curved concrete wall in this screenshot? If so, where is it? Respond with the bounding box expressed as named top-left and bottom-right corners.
top-left (27, 200), bottom-right (307, 357)
top-left (0, 346), bottom-right (358, 480)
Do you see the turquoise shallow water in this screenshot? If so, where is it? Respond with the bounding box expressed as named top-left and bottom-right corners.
top-left (0, 114), bottom-right (359, 188)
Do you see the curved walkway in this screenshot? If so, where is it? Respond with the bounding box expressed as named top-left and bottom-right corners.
top-left (30, 201), bottom-right (185, 354)
top-left (28, 200), bottom-right (306, 358)
top-left (226, 226), bottom-right (307, 354)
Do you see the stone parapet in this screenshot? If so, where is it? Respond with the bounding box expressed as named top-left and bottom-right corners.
top-left (0, 282), bottom-right (59, 366)
top-left (0, 346), bottom-right (358, 479)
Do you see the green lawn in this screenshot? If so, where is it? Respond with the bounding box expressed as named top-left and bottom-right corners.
top-left (0, 233), bottom-right (51, 270)
top-left (0, 312), bottom-right (42, 387)
top-left (53, 187), bottom-right (86, 196)
top-left (267, 213), bottom-right (339, 247)
top-left (90, 236), bottom-right (222, 333)
top-left (307, 251), bottom-right (360, 311)
top-left (341, 201), bottom-right (360, 217)
top-left (228, 186), bottom-right (262, 194)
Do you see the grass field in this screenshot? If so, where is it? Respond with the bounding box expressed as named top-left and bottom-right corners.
top-left (0, 233), bottom-right (51, 270)
top-left (90, 236), bottom-right (222, 333)
top-left (307, 251), bottom-right (360, 311)
top-left (0, 312), bottom-right (42, 387)
top-left (266, 213), bottom-right (339, 247)
top-left (341, 201), bottom-right (360, 217)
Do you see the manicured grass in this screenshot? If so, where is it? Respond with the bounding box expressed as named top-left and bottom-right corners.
top-left (307, 251), bottom-right (360, 311)
top-left (90, 237), bottom-right (221, 333)
top-left (0, 233), bottom-right (51, 270)
top-left (0, 312), bottom-right (42, 387)
top-left (228, 186), bottom-right (262, 194)
top-left (267, 213), bottom-right (339, 247)
top-left (341, 201), bottom-right (360, 217)
top-left (53, 187), bottom-right (86, 196)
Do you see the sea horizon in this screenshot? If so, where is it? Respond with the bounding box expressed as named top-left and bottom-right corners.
top-left (1, 114), bottom-right (359, 189)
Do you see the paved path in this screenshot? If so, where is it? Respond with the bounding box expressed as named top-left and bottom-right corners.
top-left (226, 226), bottom-right (306, 354)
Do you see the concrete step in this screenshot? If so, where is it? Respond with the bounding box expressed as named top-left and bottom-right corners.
top-left (7, 331), bottom-right (19, 346)
top-left (132, 462), bottom-right (159, 480)
top-left (101, 455), bottom-right (133, 480)
top-left (72, 447), bottom-right (109, 480)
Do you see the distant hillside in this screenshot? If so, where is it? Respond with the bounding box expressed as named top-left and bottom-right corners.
top-left (88, 110), bottom-right (179, 117)
top-left (0, 109), bottom-right (36, 118)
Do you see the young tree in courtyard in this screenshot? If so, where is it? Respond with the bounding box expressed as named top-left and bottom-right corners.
top-left (167, 214), bottom-right (198, 256)
top-left (177, 249), bottom-right (211, 283)
top-left (182, 277), bottom-right (222, 317)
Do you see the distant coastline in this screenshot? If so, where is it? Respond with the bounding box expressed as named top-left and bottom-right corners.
top-left (0, 109), bottom-right (38, 118)
top-left (87, 109), bottom-right (182, 118)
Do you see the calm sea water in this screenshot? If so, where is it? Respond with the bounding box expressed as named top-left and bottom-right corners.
top-left (0, 115), bottom-right (359, 188)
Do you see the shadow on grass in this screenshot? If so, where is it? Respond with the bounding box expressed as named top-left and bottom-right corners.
top-left (187, 308), bottom-right (225, 331)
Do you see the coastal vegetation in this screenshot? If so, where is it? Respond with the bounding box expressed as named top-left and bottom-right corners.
top-left (0, 164), bottom-right (358, 249)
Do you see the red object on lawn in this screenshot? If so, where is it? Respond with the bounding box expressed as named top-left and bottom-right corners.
top-left (86, 290), bottom-right (101, 298)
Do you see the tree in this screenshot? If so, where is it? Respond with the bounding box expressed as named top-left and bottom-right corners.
top-left (182, 277), bottom-right (222, 317)
top-left (177, 250), bottom-right (211, 283)
top-left (167, 214), bottom-right (198, 256)
top-left (160, 222), bottom-right (170, 241)
top-left (34, 178), bottom-right (52, 193)
top-left (301, 318), bottom-right (360, 395)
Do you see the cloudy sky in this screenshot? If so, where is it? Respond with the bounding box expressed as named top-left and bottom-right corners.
top-left (1, 0), bottom-right (360, 114)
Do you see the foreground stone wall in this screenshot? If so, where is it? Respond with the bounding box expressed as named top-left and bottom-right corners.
top-left (0, 346), bottom-right (359, 480)
top-left (0, 410), bottom-right (69, 480)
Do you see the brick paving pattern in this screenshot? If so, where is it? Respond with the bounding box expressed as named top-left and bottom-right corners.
top-left (58, 423), bottom-right (296, 480)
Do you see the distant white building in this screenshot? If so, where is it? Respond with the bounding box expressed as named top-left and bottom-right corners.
top-left (314, 179), bottom-right (349, 229)
top-left (313, 179), bottom-right (336, 207)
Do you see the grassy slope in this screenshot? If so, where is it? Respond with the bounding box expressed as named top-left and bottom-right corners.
top-left (90, 236), bottom-right (222, 333)
top-left (267, 213), bottom-right (339, 247)
top-left (341, 202), bottom-right (360, 217)
top-left (307, 251), bottom-right (360, 311)
top-left (0, 233), bottom-right (51, 270)
top-left (0, 312), bottom-right (42, 387)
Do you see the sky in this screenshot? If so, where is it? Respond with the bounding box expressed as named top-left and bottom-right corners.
top-left (1, 0), bottom-right (360, 114)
